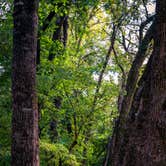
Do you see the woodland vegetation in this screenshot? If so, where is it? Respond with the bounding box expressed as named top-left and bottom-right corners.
top-left (0, 0), bottom-right (165, 165)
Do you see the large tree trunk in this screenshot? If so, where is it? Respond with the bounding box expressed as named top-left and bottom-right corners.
top-left (110, 18), bottom-right (154, 166)
top-left (111, 0), bottom-right (166, 165)
top-left (11, 0), bottom-right (39, 165)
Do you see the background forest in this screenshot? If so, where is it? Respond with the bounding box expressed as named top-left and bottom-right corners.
top-left (0, 0), bottom-right (155, 165)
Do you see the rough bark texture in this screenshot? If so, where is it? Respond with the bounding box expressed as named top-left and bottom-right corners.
top-left (110, 21), bottom-right (154, 166)
top-left (111, 1), bottom-right (166, 165)
top-left (11, 0), bottom-right (39, 165)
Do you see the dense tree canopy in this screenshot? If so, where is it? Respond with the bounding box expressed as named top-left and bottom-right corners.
top-left (1, 0), bottom-right (165, 166)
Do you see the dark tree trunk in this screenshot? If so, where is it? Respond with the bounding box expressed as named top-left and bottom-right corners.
top-left (63, 16), bottom-right (69, 47)
top-left (48, 15), bottom-right (68, 61)
top-left (36, 11), bottom-right (56, 65)
top-left (111, 1), bottom-right (166, 165)
top-left (110, 19), bottom-right (154, 166)
top-left (11, 0), bottom-right (39, 165)
top-left (49, 96), bottom-right (62, 142)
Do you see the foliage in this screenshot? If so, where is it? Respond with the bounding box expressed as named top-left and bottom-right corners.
top-left (0, 0), bottom-right (155, 165)
top-left (40, 140), bottom-right (80, 166)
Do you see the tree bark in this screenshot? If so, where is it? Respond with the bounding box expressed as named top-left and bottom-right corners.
top-left (110, 21), bottom-right (154, 166)
top-left (111, 1), bottom-right (166, 165)
top-left (11, 0), bottom-right (39, 165)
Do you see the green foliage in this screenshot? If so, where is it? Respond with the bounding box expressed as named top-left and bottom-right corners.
top-left (40, 140), bottom-right (80, 166)
top-left (0, 1), bottom-right (12, 164)
top-left (0, 0), bottom-right (154, 165)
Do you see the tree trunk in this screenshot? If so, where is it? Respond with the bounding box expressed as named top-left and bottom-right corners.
top-left (110, 18), bottom-right (154, 166)
top-left (48, 15), bottom-right (68, 61)
top-left (11, 0), bottom-right (39, 165)
top-left (111, 1), bottom-right (166, 165)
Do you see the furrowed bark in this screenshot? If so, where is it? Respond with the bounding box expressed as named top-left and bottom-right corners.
top-left (11, 0), bottom-right (39, 165)
top-left (111, 20), bottom-right (154, 166)
top-left (111, 0), bottom-right (166, 165)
